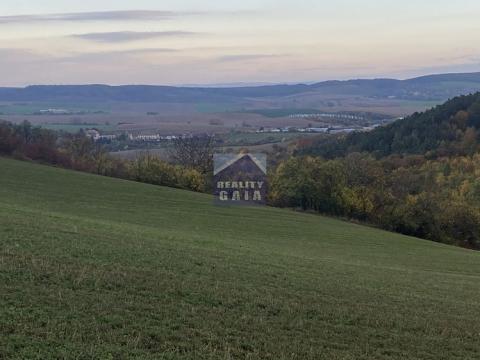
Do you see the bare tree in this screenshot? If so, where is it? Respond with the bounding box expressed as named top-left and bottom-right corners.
top-left (168, 135), bottom-right (215, 174)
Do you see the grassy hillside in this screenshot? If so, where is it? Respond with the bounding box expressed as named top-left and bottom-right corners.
top-left (1, 158), bottom-right (480, 359)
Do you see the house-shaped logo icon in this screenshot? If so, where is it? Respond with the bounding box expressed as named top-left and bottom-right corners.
top-left (213, 153), bottom-right (267, 205)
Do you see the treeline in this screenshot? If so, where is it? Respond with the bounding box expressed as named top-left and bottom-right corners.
top-left (269, 153), bottom-right (480, 248)
top-left (0, 120), bottom-right (209, 192)
top-left (298, 92), bottom-right (480, 159)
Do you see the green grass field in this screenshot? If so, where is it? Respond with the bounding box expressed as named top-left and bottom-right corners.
top-left (0, 102), bottom-right (108, 116)
top-left (240, 109), bottom-right (323, 118)
top-left (1, 157), bottom-right (480, 359)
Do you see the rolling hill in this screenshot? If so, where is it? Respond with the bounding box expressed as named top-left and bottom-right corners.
top-left (1, 72), bottom-right (480, 103)
top-left (1, 158), bottom-right (480, 359)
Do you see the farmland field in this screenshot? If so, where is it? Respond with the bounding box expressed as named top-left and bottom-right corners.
top-left (0, 94), bottom-right (442, 138)
top-left (0, 102), bottom-right (109, 116)
top-left (40, 123), bottom-right (117, 133)
top-left (1, 158), bottom-right (480, 359)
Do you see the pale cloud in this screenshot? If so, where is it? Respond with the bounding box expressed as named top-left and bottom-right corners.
top-left (217, 54), bottom-right (286, 62)
top-left (0, 10), bottom-right (191, 24)
top-left (57, 48), bottom-right (180, 62)
top-left (0, 47), bottom-right (178, 65)
top-left (0, 48), bottom-right (50, 63)
top-left (0, 9), bottom-right (254, 25)
top-left (71, 31), bottom-right (198, 43)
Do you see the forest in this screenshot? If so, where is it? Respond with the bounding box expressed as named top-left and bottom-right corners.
top-left (270, 153), bottom-right (480, 248)
top-left (298, 92), bottom-right (480, 158)
top-left (283, 93), bottom-right (480, 248)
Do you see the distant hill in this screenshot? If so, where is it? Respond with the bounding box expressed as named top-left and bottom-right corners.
top-left (2, 157), bottom-right (480, 358)
top-left (298, 92), bottom-right (480, 158)
top-left (1, 72), bottom-right (480, 103)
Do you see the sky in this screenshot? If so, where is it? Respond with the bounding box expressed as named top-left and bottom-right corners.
top-left (0, 0), bottom-right (479, 86)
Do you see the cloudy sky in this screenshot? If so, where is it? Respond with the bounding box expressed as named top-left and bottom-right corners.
top-left (0, 0), bottom-right (479, 86)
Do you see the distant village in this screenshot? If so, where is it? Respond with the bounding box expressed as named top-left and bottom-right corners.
top-left (84, 123), bottom-right (383, 144)
top-left (255, 124), bottom-right (380, 134)
top-left (35, 108), bottom-right (105, 115)
top-left (84, 129), bottom-right (186, 142)
top-left (288, 112), bottom-right (366, 121)
top-left (81, 110), bottom-right (395, 144)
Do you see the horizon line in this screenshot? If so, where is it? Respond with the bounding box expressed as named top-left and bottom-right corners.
top-left (1, 70), bottom-right (479, 89)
